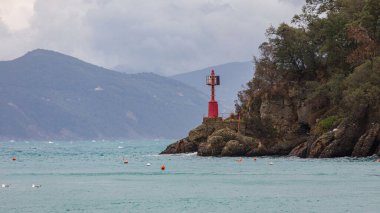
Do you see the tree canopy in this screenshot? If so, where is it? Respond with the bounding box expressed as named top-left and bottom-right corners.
top-left (236, 0), bottom-right (380, 125)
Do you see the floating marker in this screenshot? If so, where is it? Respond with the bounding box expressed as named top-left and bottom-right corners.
top-left (32, 184), bottom-right (42, 188)
top-left (1, 184), bottom-right (10, 188)
top-left (12, 156), bottom-right (16, 161)
top-left (269, 162), bottom-right (274, 165)
top-left (253, 157), bottom-right (257, 161)
top-left (123, 159), bottom-right (128, 164)
top-left (161, 165), bottom-right (165, 171)
top-left (146, 163), bottom-right (151, 166)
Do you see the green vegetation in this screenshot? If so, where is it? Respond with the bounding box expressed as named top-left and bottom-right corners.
top-left (317, 116), bottom-right (340, 132)
top-left (236, 0), bottom-right (380, 136)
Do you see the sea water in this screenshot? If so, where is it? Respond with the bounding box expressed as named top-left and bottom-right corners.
top-left (0, 140), bottom-right (379, 213)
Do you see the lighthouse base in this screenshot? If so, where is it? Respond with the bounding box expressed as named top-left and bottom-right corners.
top-left (208, 101), bottom-right (219, 118)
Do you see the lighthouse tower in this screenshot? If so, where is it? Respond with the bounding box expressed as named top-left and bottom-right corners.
top-left (206, 69), bottom-right (220, 118)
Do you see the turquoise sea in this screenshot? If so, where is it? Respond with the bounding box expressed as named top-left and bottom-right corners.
top-left (0, 140), bottom-right (379, 213)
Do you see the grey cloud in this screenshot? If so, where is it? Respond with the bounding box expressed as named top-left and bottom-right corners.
top-left (0, 0), bottom-right (304, 75)
top-left (279, 0), bottom-right (305, 6)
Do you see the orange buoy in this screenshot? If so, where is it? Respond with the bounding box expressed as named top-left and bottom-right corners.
top-left (161, 165), bottom-right (165, 171)
top-left (253, 157), bottom-right (257, 161)
top-left (12, 156), bottom-right (16, 161)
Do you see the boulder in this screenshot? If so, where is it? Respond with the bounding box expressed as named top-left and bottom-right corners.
top-left (160, 137), bottom-right (197, 154)
top-left (188, 124), bottom-right (210, 144)
top-left (221, 140), bottom-right (248, 156)
top-left (308, 131), bottom-right (334, 158)
top-left (210, 128), bottom-right (239, 141)
top-left (198, 129), bottom-right (238, 156)
top-left (352, 123), bottom-right (380, 157)
top-left (246, 141), bottom-right (271, 156)
top-left (319, 122), bottom-right (361, 158)
top-left (198, 142), bottom-right (212, 156)
top-left (289, 142), bottom-right (308, 158)
top-left (208, 136), bottom-right (227, 156)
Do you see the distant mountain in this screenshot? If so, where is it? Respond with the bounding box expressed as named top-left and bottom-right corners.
top-left (113, 64), bottom-right (147, 74)
top-left (171, 61), bottom-right (254, 114)
top-left (0, 49), bottom-right (208, 140)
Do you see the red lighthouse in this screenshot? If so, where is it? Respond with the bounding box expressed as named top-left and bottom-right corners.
top-left (206, 69), bottom-right (220, 118)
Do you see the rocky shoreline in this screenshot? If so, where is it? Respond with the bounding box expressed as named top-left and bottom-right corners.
top-left (161, 120), bottom-right (380, 158)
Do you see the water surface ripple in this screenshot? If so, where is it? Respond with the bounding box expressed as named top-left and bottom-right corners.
top-left (0, 140), bottom-right (379, 212)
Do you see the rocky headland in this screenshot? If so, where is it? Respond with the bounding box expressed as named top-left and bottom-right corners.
top-left (162, 0), bottom-right (380, 158)
top-left (161, 81), bottom-right (380, 158)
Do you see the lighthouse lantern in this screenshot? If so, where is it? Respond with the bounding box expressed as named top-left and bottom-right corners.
top-left (206, 75), bottom-right (220, 85)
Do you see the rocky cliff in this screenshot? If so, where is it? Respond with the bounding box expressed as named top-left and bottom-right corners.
top-left (162, 80), bottom-right (380, 158)
top-left (162, 0), bottom-right (380, 158)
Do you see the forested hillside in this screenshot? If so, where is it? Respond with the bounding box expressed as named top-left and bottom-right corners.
top-left (234, 0), bottom-right (380, 157)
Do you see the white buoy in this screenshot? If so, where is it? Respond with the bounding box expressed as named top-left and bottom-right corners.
top-left (32, 184), bottom-right (42, 188)
top-left (146, 163), bottom-right (151, 166)
top-left (1, 184), bottom-right (10, 188)
top-left (269, 162), bottom-right (274, 165)
top-left (118, 146), bottom-right (123, 149)
top-left (48, 141), bottom-right (54, 144)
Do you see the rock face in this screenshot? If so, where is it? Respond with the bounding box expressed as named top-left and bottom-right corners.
top-left (352, 123), bottom-right (380, 157)
top-left (162, 127), bottom-right (260, 157)
top-left (162, 83), bottom-right (380, 158)
top-left (160, 124), bottom-right (209, 154)
top-left (162, 118), bottom-right (380, 158)
top-left (289, 120), bottom-right (375, 158)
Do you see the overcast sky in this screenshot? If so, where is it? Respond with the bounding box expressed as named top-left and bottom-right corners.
top-left (0, 0), bottom-right (304, 75)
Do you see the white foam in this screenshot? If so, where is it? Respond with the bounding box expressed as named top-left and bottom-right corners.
top-left (1, 184), bottom-right (10, 188)
top-left (32, 184), bottom-right (42, 188)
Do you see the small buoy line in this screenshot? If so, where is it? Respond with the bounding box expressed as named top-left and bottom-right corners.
top-left (232, 157), bottom-right (276, 165)
top-left (122, 157), bottom-right (165, 171)
top-left (2, 156), bottom-right (279, 191)
top-left (234, 156), bottom-right (275, 165)
top-left (236, 156), bottom-right (259, 163)
top-left (2, 183), bottom-right (42, 189)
